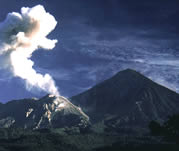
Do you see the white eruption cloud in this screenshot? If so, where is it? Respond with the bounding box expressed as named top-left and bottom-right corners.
top-left (0, 5), bottom-right (60, 96)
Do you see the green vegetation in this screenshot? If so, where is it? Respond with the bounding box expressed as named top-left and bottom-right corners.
top-left (0, 128), bottom-right (78, 151)
top-left (95, 144), bottom-right (179, 151)
top-left (0, 125), bottom-right (179, 151)
top-left (0, 128), bottom-right (118, 151)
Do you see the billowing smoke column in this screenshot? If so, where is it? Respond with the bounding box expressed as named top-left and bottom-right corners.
top-left (0, 5), bottom-right (60, 96)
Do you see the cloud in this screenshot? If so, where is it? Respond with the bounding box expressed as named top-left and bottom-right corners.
top-left (0, 5), bottom-right (59, 96)
top-left (62, 26), bottom-right (179, 94)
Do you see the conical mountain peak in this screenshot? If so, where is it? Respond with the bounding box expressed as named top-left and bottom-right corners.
top-left (71, 69), bottom-right (179, 126)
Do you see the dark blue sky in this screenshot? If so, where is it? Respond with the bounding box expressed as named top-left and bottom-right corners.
top-left (0, 0), bottom-right (179, 102)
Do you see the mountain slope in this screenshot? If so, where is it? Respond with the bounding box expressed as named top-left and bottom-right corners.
top-left (0, 95), bottom-right (89, 129)
top-left (71, 69), bottom-right (179, 128)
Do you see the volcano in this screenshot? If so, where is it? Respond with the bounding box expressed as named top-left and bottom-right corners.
top-left (71, 69), bottom-right (179, 129)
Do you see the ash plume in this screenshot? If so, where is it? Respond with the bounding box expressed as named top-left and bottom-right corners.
top-left (0, 5), bottom-right (60, 96)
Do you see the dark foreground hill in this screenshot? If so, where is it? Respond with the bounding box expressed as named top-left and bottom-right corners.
top-left (71, 69), bottom-right (179, 131)
top-left (0, 127), bottom-right (178, 151)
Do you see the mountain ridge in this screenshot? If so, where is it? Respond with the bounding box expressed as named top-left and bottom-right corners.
top-left (0, 69), bottom-right (179, 132)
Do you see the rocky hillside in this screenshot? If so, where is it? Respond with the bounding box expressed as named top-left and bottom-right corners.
top-left (0, 95), bottom-right (89, 129)
top-left (71, 69), bottom-right (179, 129)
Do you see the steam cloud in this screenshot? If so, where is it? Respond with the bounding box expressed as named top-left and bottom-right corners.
top-left (0, 5), bottom-right (60, 96)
